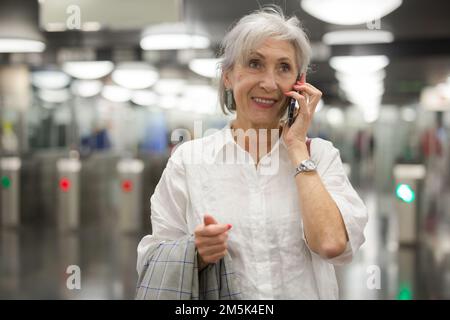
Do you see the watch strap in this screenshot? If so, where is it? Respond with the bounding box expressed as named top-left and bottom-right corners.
top-left (294, 138), bottom-right (312, 176)
top-left (306, 138), bottom-right (311, 157)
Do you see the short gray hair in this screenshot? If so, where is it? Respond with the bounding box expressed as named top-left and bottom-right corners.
top-left (218, 5), bottom-right (312, 114)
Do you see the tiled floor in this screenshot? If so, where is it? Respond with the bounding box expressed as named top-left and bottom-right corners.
top-left (0, 188), bottom-right (448, 299)
top-left (0, 224), bottom-right (143, 299)
top-left (336, 188), bottom-right (450, 300)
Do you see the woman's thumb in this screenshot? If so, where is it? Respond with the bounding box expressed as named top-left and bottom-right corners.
top-left (203, 214), bottom-right (218, 226)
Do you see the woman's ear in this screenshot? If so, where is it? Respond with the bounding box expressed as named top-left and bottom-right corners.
top-left (223, 69), bottom-right (232, 89)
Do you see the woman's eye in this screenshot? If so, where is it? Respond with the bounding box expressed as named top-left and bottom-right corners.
top-left (249, 59), bottom-right (261, 69)
top-left (280, 63), bottom-right (291, 72)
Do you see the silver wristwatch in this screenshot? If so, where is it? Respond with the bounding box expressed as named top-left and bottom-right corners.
top-left (295, 159), bottom-right (317, 176)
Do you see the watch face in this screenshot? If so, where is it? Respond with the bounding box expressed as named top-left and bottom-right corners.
top-left (304, 160), bottom-right (316, 170)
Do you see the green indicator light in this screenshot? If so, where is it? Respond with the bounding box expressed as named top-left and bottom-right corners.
top-left (396, 184), bottom-right (415, 203)
top-left (397, 283), bottom-right (413, 300)
top-left (1, 176), bottom-right (11, 189)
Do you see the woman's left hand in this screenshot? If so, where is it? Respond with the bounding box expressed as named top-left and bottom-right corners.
top-left (282, 74), bottom-right (322, 149)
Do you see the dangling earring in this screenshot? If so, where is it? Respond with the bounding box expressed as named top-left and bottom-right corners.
top-left (225, 89), bottom-right (235, 110)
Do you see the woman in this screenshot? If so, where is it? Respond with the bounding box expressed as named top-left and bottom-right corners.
top-left (137, 6), bottom-right (368, 299)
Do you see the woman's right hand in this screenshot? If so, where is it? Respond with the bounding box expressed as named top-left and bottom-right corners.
top-left (194, 214), bottom-right (231, 269)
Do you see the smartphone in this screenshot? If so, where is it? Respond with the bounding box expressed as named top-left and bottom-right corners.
top-left (288, 73), bottom-right (302, 127)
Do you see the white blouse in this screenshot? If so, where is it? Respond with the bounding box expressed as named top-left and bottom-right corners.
top-left (137, 123), bottom-right (368, 299)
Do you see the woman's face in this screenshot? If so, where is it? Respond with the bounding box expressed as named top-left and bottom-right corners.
top-left (224, 37), bottom-right (299, 129)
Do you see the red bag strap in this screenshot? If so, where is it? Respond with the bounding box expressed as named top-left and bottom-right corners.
top-left (306, 138), bottom-right (311, 156)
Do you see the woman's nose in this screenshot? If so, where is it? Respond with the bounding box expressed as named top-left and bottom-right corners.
top-left (259, 71), bottom-right (278, 91)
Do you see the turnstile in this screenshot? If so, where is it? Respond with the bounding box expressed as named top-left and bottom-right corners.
top-left (1, 157), bottom-right (21, 227)
top-left (57, 158), bottom-right (81, 231)
top-left (393, 164), bottom-right (426, 245)
top-left (117, 159), bottom-right (144, 232)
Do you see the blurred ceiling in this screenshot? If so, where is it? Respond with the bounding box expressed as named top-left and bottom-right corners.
top-left (7, 0), bottom-right (450, 106)
top-left (39, 0), bottom-right (181, 30)
top-left (182, 0), bottom-right (450, 106)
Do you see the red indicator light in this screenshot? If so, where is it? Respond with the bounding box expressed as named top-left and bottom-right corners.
top-left (121, 179), bottom-right (133, 193)
top-left (59, 177), bottom-right (71, 192)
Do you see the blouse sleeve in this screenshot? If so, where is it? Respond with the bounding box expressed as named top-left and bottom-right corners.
top-left (137, 145), bottom-right (190, 274)
top-left (150, 155), bottom-right (190, 239)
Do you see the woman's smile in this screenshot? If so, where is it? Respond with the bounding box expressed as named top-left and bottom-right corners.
top-left (250, 96), bottom-right (279, 109)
